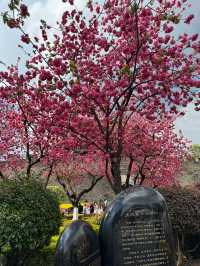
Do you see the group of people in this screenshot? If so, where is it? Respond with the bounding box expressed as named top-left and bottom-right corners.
top-left (82, 200), bottom-right (108, 215)
top-left (60, 199), bottom-right (109, 216)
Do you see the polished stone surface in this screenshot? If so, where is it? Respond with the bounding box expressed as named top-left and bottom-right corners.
top-left (55, 220), bottom-right (101, 266)
top-left (99, 186), bottom-right (176, 266)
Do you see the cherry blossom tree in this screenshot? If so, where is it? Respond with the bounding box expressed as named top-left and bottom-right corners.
top-left (122, 114), bottom-right (189, 188)
top-left (0, 100), bottom-right (16, 180)
top-left (0, 65), bottom-right (62, 182)
top-left (1, 0), bottom-right (199, 193)
top-left (54, 150), bottom-right (106, 220)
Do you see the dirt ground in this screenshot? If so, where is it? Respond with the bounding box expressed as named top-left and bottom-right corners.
top-left (192, 261), bottom-right (200, 266)
top-left (184, 260), bottom-right (200, 266)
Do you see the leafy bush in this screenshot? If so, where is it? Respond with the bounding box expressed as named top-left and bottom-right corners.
top-left (23, 250), bottom-right (55, 266)
top-left (47, 185), bottom-right (67, 203)
top-left (159, 186), bottom-right (200, 236)
top-left (158, 186), bottom-right (200, 258)
top-left (0, 180), bottom-right (61, 266)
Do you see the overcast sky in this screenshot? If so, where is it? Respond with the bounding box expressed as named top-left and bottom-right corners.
top-left (0, 0), bottom-right (200, 143)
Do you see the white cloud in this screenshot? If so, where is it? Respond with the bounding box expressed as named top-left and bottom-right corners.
top-left (0, 0), bottom-right (87, 66)
top-left (175, 104), bottom-right (200, 144)
top-left (25, 0), bottom-right (65, 37)
top-left (25, 0), bottom-right (87, 37)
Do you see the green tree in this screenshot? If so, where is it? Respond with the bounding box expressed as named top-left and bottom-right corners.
top-left (191, 144), bottom-right (200, 162)
top-left (0, 180), bottom-right (61, 266)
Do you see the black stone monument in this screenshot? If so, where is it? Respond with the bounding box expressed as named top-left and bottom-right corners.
top-left (99, 186), bottom-right (176, 266)
top-left (55, 220), bottom-right (101, 266)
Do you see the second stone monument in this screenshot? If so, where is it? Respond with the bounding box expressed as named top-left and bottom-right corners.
top-left (55, 220), bottom-right (101, 266)
top-left (99, 186), bottom-right (176, 266)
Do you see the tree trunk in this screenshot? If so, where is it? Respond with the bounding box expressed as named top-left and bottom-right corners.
top-left (26, 164), bottom-right (31, 180)
top-left (0, 170), bottom-right (6, 181)
top-left (110, 156), bottom-right (122, 194)
top-left (72, 206), bottom-right (79, 221)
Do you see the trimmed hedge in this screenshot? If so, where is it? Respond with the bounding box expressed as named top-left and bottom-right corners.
top-left (0, 180), bottom-right (61, 266)
top-left (158, 186), bottom-right (200, 236)
top-left (158, 186), bottom-right (200, 258)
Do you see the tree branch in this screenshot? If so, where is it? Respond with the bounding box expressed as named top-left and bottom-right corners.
top-left (125, 156), bottom-right (134, 188)
top-left (0, 170), bottom-right (6, 181)
top-left (77, 174), bottom-right (104, 203)
top-left (44, 162), bottom-right (54, 188)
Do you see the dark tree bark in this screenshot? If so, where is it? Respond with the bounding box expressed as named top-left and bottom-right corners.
top-left (44, 162), bottom-right (54, 188)
top-left (57, 174), bottom-right (104, 209)
top-left (0, 170), bottom-right (6, 181)
top-left (110, 156), bottom-right (122, 194)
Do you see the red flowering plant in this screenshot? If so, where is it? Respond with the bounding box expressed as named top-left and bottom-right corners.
top-left (53, 148), bottom-right (106, 210)
top-left (1, 0), bottom-right (199, 193)
top-left (0, 64), bottom-right (64, 182)
top-left (122, 113), bottom-right (189, 188)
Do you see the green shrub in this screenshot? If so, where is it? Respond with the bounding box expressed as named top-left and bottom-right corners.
top-left (0, 180), bottom-right (61, 266)
top-left (158, 186), bottom-right (200, 236)
top-left (23, 250), bottom-right (55, 266)
top-left (158, 186), bottom-right (200, 257)
top-left (47, 185), bottom-right (67, 203)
